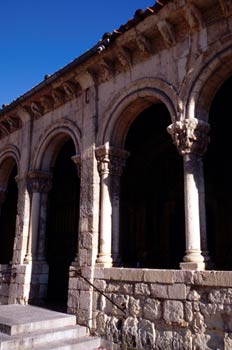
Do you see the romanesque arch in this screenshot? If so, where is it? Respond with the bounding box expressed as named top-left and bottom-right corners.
top-left (96, 81), bottom-right (185, 268)
top-left (98, 78), bottom-right (179, 148)
top-left (33, 118), bottom-right (81, 170)
top-left (29, 121), bottom-right (81, 308)
top-left (0, 146), bottom-right (20, 265)
top-left (182, 39), bottom-right (232, 270)
top-left (180, 38), bottom-right (232, 121)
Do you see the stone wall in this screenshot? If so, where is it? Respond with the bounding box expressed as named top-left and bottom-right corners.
top-left (0, 264), bottom-right (10, 304)
top-left (83, 268), bottom-right (232, 350)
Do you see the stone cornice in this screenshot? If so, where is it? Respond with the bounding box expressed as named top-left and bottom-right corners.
top-left (0, 0), bottom-right (227, 139)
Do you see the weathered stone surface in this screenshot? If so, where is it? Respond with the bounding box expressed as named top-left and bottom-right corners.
top-left (164, 300), bottom-right (185, 325)
top-left (143, 298), bottom-right (162, 320)
top-left (0, 0), bottom-right (232, 348)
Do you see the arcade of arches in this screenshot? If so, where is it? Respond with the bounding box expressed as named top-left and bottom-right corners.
top-left (0, 1), bottom-right (232, 345)
top-left (0, 77), bottom-right (232, 308)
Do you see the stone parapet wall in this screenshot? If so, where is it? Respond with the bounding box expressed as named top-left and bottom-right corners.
top-left (0, 265), bottom-right (10, 304)
top-left (88, 268), bottom-right (232, 349)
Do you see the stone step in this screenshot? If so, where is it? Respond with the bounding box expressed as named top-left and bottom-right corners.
top-left (0, 305), bottom-right (77, 335)
top-left (0, 305), bottom-right (101, 350)
top-left (31, 336), bottom-right (101, 350)
top-left (0, 325), bottom-right (87, 350)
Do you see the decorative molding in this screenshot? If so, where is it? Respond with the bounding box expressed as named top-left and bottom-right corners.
top-left (95, 144), bottom-right (130, 176)
top-left (27, 170), bottom-right (52, 193)
top-left (157, 19), bottom-right (176, 48)
top-left (51, 88), bottom-right (65, 106)
top-left (30, 102), bottom-right (43, 118)
top-left (167, 118), bottom-right (210, 156)
top-left (116, 47), bottom-right (132, 69)
top-left (136, 35), bottom-right (152, 56)
top-left (0, 112), bottom-right (23, 139)
top-left (184, 3), bottom-right (204, 31)
top-left (40, 95), bottom-right (54, 113)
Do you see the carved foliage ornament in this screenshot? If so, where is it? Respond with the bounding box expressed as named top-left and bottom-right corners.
top-left (95, 145), bottom-right (130, 176)
top-left (167, 118), bottom-right (210, 156)
top-left (27, 171), bottom-right (52, 193)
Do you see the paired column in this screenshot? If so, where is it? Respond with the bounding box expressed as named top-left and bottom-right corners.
top-left (95, 144), bottom-right (129, 267)
top-left (24, 171), bottom-right (52, 263)
top-left (167, 118), bottom-right (210, 270)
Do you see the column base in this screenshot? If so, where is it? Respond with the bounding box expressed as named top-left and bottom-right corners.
top-left (180, 262), bottom-right (205, 271)
top-left (96, 254), bottom-right (113, 267)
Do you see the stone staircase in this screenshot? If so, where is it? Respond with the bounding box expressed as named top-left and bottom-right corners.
top-left (0, 304), bottom-right (101, 350)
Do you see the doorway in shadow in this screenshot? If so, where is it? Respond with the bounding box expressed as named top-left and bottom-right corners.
top-left (45, 139), bottom-right (80, 310)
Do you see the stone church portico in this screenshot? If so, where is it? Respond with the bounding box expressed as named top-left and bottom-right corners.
top-left (1, 0), bottom-right (232, 348)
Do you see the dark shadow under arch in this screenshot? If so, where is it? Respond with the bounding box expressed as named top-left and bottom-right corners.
top-left (0, 165), bottom-right (18, 264)
top-left (120, 104), bottom-right (185, 269)
top-left (204, 75), bottom-right (232, 270)
top-left (45, 139), bottom-right (80, 307)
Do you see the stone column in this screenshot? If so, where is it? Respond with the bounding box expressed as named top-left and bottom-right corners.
top-left (24, 171), bottom-right (52, 263)
top-left (167, 118), bottom-right (210, 270)
top-left (95, 144), bottom-right (129, 267)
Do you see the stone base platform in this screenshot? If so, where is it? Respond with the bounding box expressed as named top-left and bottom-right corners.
top-left (0, 304), bottom-right (101, 350)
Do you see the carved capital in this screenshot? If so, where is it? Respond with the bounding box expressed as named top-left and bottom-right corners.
top-left (27, 171), bottom-right (52, 193)
top-left (167, 118), bottom-right (210, 156)
top-left (71, 154), bottom-right (81, 178)
top-left (95, 145), bottom-right (130, 176)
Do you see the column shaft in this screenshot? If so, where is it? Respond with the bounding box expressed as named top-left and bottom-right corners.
top-left (24, 171), bottom-right (52, 263)
top-left (167, 118), bottom-right (210, 270)
top-left (95, 144), bottom-right (129, 267)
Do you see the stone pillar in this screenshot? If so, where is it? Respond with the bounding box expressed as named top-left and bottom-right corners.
top-left (95, 144), bottom-right (129, 267)
top-left (167, 118), bottom-right (210, 270)
top-left (71, 154), bottom-right (81, 264)
top-left (24, 171), bottom-right (52, 263)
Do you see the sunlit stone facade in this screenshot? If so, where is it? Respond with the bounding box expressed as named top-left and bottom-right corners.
top-left (1, 0), bottom-right (232, 348)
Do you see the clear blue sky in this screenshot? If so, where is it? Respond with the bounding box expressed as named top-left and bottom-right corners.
top-left (0, 1), bottom-right (153, 107)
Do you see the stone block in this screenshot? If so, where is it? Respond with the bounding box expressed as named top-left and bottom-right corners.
top-left (163, 300), bottom-right (184, 325)
top-left (194, 271), bottom-right (232, 287)
top-left (167, 284), bottom-right (187, 300)
top-left (134, 282), bottom-right (150, 296)
top-left (143, 298), bottom-right (162, 320)
top-left (151, 284), bottom-right (168, 299)
top-left (144, 269), bottom-right (174, 284)
top-left (106, 283), bottom-right (120, 293)
top-left (120, 268), bottom-right (144, 282)
top-left (120, 283), bottom-right (133, 295)
top-left (103, 268), bottom-right (122, 281)
top-left (80, 290), bottom-right (92, 310)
